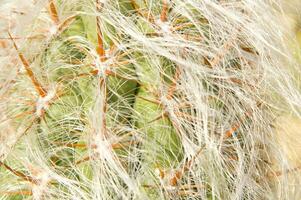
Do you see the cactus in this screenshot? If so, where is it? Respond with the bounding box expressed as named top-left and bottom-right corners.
top-left (0, 0), bottom-right (301, 199)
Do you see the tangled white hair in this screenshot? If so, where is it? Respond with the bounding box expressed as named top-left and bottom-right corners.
top-left (0, 0), bottom-right (300, 199)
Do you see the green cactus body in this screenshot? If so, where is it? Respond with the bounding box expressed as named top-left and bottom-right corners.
top-left (133, 54), bottom-right (183, 182)
top-left (1, 0), bottom-right (301, 200)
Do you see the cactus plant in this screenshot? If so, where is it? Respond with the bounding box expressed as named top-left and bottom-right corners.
top-left (0, 0), bottom-right (301, 199)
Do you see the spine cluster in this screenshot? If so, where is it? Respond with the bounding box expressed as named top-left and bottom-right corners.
top-left (0, 0), bottom-right (300, 199)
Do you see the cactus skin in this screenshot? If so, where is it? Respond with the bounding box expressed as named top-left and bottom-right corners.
top-left (1, 0), bottom-right (301, 200)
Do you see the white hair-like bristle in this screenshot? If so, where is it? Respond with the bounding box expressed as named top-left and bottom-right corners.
top-left (0, 0), bottom-right (300, 199)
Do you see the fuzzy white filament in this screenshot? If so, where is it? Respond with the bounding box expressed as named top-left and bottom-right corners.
top-left (0, 0), bottom-right (300, 200)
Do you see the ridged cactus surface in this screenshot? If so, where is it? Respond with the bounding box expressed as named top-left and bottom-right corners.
top-left (0, 0), bottom-right (301, 199)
